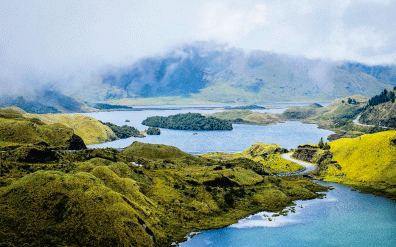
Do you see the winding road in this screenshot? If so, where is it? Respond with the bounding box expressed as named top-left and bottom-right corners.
top-left (279, 153), bottom-right (317, 176)
top-left (353, 114), bottom-right (389, 129)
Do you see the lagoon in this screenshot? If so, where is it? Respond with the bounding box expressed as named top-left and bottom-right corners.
top-left (83, 108), bottom-right (334, 153)
top-left (179, 181), bottom-right (396, 247)
top-left (80, 106), bottom-right (396, 247)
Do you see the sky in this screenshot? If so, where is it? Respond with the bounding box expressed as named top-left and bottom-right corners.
top-left (0, 0), bottom-right (396, 95)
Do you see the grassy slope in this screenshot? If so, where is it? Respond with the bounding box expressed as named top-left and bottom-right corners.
top-left (0, 142), bottom-right (328, 246)
top-left (360, 100), bottom-right (396, 127)
top-left (280, 95), bottom-right (389, 140)
top-left (23, 113), bottom-right (117, 145)
top-left (201, 143), bottom-right (303, 173)
top-left (207, 110), bottom-right (283, 125)
top-left (320, 131), bottom-right (396, 199)
top-left (0, 108), bottom-right (78, 149)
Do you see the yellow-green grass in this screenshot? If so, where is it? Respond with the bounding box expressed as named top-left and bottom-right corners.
top-left (325, 131), bottom-right (396, 187)
top-left (0, 142), bottom-right (329, 246)
top-left (0, 116), bottom-right (75, 149)
top-left (122, 141), bottom-right (192, 160)
top-left (207, 110), bottom-right (254, 120)
top-left (243, 112), bottom-right (282, 125)
top-left (0, 169), bottom-right (163, 247)
top-left (24, 113), bottom-right (117, 145)
top-left (201, 143), bottom-right (303, 173)
top-left (207, 110), bottom-right (283, 125)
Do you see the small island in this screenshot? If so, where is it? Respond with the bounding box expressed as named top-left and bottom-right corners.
top-left (146, 127), bottom-right (161, 135)
top-left (142, 112), bottom-right (233, 130)
top-left (100, 121), bottom-right (144, 138)
top-left (224, 104), bottom-right (266, 110)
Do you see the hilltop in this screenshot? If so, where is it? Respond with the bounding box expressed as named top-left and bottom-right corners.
top-left (0, 107), bottom-right (145, 148)
top-left (293, 131), bottom-right (396, 200)
top-left (0, 107), bottom-right (87, 150)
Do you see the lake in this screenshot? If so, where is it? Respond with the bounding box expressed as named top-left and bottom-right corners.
top-left (80, 106), bottom-right (396, 247)
top-left (83, 107), bottom-right (334, 153)
top-left (179, 181), bottom-right (396, 247)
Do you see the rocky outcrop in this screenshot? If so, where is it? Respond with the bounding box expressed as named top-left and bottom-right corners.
top-left (65, 134), bottom-right (87, 150)
top-left (292, 145), bottom-right (333, 165)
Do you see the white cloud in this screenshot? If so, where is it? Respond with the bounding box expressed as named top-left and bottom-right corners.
top-left (196, 2), bottom-right (268, 43)
top-left (0, 0), bottom-right (395, 96)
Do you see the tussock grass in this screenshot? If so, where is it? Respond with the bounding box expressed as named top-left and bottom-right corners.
top-left (1, 141), bottom-right (329, 246)
top-left (202, 143), bottom-right (303, 173)
top-left (24, 113), bottom-right (117, 145)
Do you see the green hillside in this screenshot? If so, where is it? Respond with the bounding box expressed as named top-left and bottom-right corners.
top-left (201, 143), bottom-right (302, 174)
top-left (292, 131), bottom-right (396, 200)
top-left (0, 141), bottom-right (328, 246)
top-left (0, 108), bottom-right (86, 150)
top-left (24, 113), bottom-right (118, 145)
top-left (280, 95), bottom-right (389, 140)
top-left (359, 89), bottom-right (396, 127)
top-left (322, 131), bottom-right (396, 200)
top-left (207, 110), bottom-right (283, 125)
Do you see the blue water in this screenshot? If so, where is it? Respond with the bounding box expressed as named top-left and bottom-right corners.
top-left (80, 107), bottom-right (396, 247)
top-left (83, 109), bottom-right (334, 153)
top-left (180, 181), bottom-right (396, 247)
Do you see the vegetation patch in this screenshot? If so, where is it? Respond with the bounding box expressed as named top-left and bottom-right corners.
top-left (142, 113), bottom-right (232, 130)
top-left (23, 112), bottom-right (118, 145)
top-left (100, 121), bottom-right (144, 138)
top-left (146, 127), bottom-right (161, 135)
top-left (0, 140), bottom-right (329, 246)
top-left (0, 108), bottom-right (86, 150)
top-left (201, 143), bottom-right (302, 174)
top-left (207, 110), bottom-right (283, 125)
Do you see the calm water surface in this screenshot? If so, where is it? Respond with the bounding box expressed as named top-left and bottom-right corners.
top-left (81, 107), bottom-right (395, 247)
top-left (83, 108), bottom-right (334, 153)
top-left (179, 181), bottom-right (396, 247)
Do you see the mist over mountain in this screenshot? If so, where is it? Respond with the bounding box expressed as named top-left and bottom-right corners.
top-left (0, 90), bottom-right (91, 114)
top-left (1, 42), bottom-right (395, 111)
top-left (84, 42), bottom-right (394, 103)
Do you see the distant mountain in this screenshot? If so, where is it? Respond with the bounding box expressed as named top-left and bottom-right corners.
top-left (338, 63), bottom-right (396, 85)
top-left (0, 90), bottom-right (93, 114)
top-left (88, 42), bottom-right (394, 103)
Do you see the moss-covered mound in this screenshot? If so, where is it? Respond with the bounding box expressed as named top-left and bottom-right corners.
top-left (292, 144), bottom-right (333, 166)
top-left (0, 169), bottom-right (162, 247)
top-left (0, 108), bottom-right (86, 150)
top-left (242, 143), bottom-right (285, 157)
top-left (282, 103), bottom-right (323, 119)
top-left (201, 143), bottom-right (302, 174)
top-left (207, 110), bottom-right (283, 125)
top-left (24, 113), bottom-right (118, 145)
top-left (122, 141), bottom-right (192, 160)
top-left (0, 142), bottom-right (329, 246)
